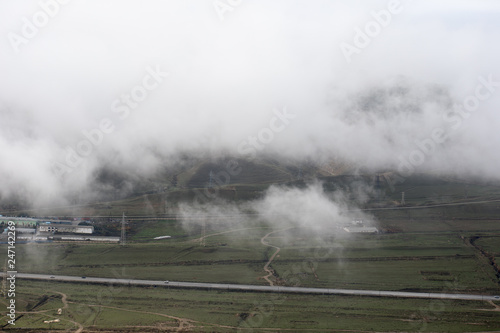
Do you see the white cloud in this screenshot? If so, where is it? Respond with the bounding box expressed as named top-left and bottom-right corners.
top-left (0, 0), bottom-right (499, 205)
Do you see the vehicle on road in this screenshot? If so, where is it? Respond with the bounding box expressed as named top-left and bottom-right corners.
top-left (50, 276), bottom-right (55, 278)
top-left (494, 295), bottom-right (500, 300)
top-left (164, 280), bottom-right (169, 284)
top-left (81, 276), bottom-right (86, 279)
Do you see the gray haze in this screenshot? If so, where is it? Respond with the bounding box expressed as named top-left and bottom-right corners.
top-left (1, 0), bottom-right (500, 206)
top-left (179, 181), bottom-right (373, 237)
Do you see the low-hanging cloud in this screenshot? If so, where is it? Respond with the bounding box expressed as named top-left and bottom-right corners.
top-left (179, 181), bottom-right (375, 237)
top-left (1, 0), bottom-right (499, 207)
top-left (255, 181), bottom-right (373, 232)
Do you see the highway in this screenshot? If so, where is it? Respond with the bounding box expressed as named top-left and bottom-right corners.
top-left (3, 272), bottom-right (499, 302)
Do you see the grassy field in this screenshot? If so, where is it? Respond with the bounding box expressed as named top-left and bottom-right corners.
top-left (1, 175), bottom-right (500, 331)
top-left (6, 222), bottom-right (499, 291)
top-left (1, 214), bottom-right (500, 331)
top-left (0, 279), bottom-right (499, 332)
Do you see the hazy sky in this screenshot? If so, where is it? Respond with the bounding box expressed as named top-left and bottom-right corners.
top-left (1, 0), bottom-right (499, 206)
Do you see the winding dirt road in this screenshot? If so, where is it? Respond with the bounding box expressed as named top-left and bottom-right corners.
top-left (260, 228), bottom-right (292, 286)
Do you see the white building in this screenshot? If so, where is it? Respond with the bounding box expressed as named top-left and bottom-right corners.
top-left (343, 226), bottom-right (378, 233)
top-left (37, 224), bottom-right (93, 234)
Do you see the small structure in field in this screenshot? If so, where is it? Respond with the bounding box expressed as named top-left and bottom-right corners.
top-left (343, 219), bottom-right (378, 233)
top-left (343, 226), bottom-right (379, 233)
top-left (154, 235), bottom-right (172, 240)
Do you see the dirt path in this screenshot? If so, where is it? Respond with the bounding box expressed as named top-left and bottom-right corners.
top-left (462, 235), bottom-right (500, 286)
top-left (478, 300), bottom-right (500, 312)
top-left (81, 303), bottom-right (195, 331)
top-left (53, 291), bottom-right (69, 309)
top-left (51, 291), bottom-right (84, 333)
top-left (18, 291), bottom-right (84, 333)
top-left (488, 300), bottom-right (500, 311)
top-left (22, 291), bottom-right (236, 332)
top-left (260, 228), bottom-right (292, 286)
top-left (80, 303), bottom-right (239, 331)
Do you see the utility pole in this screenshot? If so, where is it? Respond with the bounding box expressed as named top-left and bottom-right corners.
top-left (120, 212), bottom-right (126, 246)
top-left (201, 220), bottom-right (206, 247)
top-left (375, 174), bottom-right (381, 203)
top-left (209, 170), bottom-right (216, 188)
top-left (297, 168), bottom-right (303, 180)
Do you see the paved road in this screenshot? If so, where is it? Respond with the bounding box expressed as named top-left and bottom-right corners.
top-left (3, 272), bottom-right (499, 302)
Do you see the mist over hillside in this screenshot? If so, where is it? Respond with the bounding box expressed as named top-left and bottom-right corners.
top-left (1, 0), bottom-right (499, 209)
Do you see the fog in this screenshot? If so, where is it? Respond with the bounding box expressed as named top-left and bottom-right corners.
top-left (179, 181), bottom-right (373, 239)
top-left (254, 182), bottom-right (374, 234)
top-left (1, 0), bottom-right (499, 206)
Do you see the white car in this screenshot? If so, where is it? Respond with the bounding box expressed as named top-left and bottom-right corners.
top-left (164, 280), bottom-right (169, 284)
